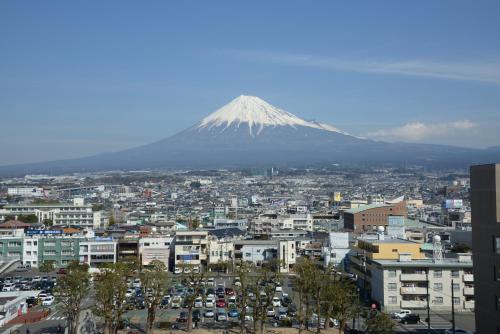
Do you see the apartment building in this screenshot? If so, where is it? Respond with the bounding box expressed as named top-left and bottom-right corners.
top-left (138, 236), bottom-right (173, 267)
top-left (349, 237), bottom-right (474, 312)
top-left (322, 232), bottom-right (351, 268)
top-left (173, 231), bottom-right (208, 270)
top-left (79, 238), bottom-right (117, 268)
top-left (470, 164), bottom-right (500, 333)
top-left (343, 200), bottom-right (407, 232)
top-left (0, 198), bottom-right (108, 229)
top-left (234, 239), bottom-right (296, 273)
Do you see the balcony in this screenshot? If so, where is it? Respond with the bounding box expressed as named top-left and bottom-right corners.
top-left (400, 286), bottom-right (427, 295)
top-left (400, 300), bottom-right (427, 309)
top-left (400, 273), bottom-right (427, 282)
top-left (463, 287), bottom-right (474, 295)
top-left (463, 274), bottom-right (474, 282)
top-left (464, 300), bottom-right (475, 310)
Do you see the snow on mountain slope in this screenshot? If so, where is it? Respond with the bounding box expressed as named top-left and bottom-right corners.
top-left (197, 95), bottom-right (345, 136)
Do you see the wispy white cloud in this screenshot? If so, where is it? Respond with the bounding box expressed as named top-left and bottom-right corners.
top-left (366, 120), bottom-right (478, 141)
top-left (226, 50), bottom-right (500, 84)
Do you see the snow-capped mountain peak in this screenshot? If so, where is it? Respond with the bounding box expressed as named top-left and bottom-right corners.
top-left (197, 95), bottom-right (345, 136)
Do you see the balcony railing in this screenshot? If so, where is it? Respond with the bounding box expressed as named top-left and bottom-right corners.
top-left (400, 273), bottom-right (427, 281)
top-left (400, 300), bottom-right (427, 308)
top-left (400, 286), bottom-right (427, 295)
top-left (464, 300), bottom-right (475, 310)
top-left (463, 287), bottom-right (474, 295)
top-left (463, 274), bottom-right (474, 282)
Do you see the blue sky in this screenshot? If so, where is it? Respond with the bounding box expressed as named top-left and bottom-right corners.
top-left (1, 1), bottom-right (499, 164)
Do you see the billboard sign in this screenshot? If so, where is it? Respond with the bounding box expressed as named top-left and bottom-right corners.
top-left (26, 229), bottom-right (63, 235)
top-left (444, 199), bottom-right (463, 209)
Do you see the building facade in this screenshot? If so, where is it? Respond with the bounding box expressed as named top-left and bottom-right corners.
top-left (343, 201), bottom-right (407, 232)
top-left (470, 164), bottom-right (500, 333)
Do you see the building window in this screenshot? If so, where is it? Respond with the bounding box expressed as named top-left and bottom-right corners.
top-left (388, 296), bottom-right (397, 304)
top-left (388, 283), bottom-right (397, 291)
top-left (496, 296), bottom-right (500, 311)
top-left (245, 253), bottom-right (251, 258)
top-left (495, 267), bottom-right (500, 282)
top-left (392, 249), bottom-right (397, 252)
top-left (494, 237), bottom-right (500, 254)
top-left (434, 283), bottom-right (443, 291)
top-left (434, 297), bottom-right (443, 304)
top-left (453, 297), bottom-right (460, 305)
top-left (433, 270), bottom-right (442, 278)
top-left (388, 270), bottom-right (397, 278)
top-left (451, 270), bottom-right (459, 278)
top-left (452, 283), bottom-right (460, 291)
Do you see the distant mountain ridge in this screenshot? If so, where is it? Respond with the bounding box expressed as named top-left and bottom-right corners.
top-left (1, 95), bottom-right (499, 176)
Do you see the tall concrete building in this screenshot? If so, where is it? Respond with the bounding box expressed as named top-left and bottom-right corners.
top-left (471, 164), bottom-right (500, 334)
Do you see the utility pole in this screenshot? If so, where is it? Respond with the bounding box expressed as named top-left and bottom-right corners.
top-left (426, 270), bottom-right (431, 334)
top-left (451, 279), bottom-right (456, 334)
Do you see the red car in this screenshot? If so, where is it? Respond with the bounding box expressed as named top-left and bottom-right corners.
top-left (225, 288), bottom-right (235, 296)
top-left (216, 299), bottom-right (226, 308)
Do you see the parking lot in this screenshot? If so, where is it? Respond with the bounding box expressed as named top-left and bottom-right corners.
top-left (121, 273), bottom-right (322, 331)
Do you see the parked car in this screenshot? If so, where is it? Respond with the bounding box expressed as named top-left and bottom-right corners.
top-left (266, 308), bottom-right (276, 317)
top-left (206, 278), bottom-right (215, 287)
top-left (400, 314), bottom-right (420, 324)
top-left (225, 287), bottom-right (234, 295)
top-left (204, 309), bottom-right (215, 318)
top-left (216, 299), bottom-right (226, 308)
top-left (194, 297), bottom-right (203, 308)
top-left (42, 296), bottom-right (55, 306)
top-left (228, 308), bottom-right (239, 318)
top-left (216, 309), bottom-right (227, 321)
top-left (277, 307), bottom-right (288, 320)
top-left (26, 296), bottom-right (37, 308)
top-left (272, 297), bottom-right (281, 307)
top-left (2, 283), bottom-right (15, 292)
top-left (192, 309), bottom-right (202, 322)
top-left (174, 267), bottom-right (182, 274)
top-left (205, 297), bottom-right (215, 308)
top-left (176, 311), bottom-right (188, 323)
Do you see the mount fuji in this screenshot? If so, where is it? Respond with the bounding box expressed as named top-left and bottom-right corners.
top-left (1, 95), bottom-right (499, 175)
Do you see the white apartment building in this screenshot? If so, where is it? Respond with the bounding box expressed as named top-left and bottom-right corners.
top-left (350, 248), bottom-right (474, 312)
top-left (139, 237), bottom-right (173, 267)
top-left (213, 218), bottom-right (247, 231)
top-left (22, 237), bottom-right (39, 267)
top-left (251, 214), bottom-right (313, 234)
top-left (79, 238), bottom-right (117, 268)
top-left (0, 198), bottom-right (108, 229)
top-left (207, 237), bottom-right (234, 265)
top-left (7, 187), bottom-right (45, 197)
top-left (173, 231), bottom-right (208, 270)
top-left (234, 239), bottom-right (296, 273)
top-left (322, 232), bottom-right (350, 268)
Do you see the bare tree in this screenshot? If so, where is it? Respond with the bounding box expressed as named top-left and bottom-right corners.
top-left (178, 262), bottom-right (206, 332)
top-left (93, 261), bottom-right (136, 334)
top-left (293, 257), bottom-right (316, 334)
top-left (233, 261), bottom-right (253, 334)
top-left (54, 261), bottom-right (90, 334)
top-left (141, 260), bottom-right (169, 334)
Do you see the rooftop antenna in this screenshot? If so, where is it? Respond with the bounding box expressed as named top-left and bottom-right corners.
top-left (432, 235), bottom-right (443, 263)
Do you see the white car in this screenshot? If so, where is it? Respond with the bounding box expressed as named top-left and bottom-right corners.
top-left (32, 276), bottom-right (41, 282)
top-left (272, 297), bottom-right (281, 307)
top-left (194, 297), bottom-right (203, 308)
top-left (174, 267), bottom-right (182, 274)
top-left (183, 267), bottom-right (191, 274)
top-left (206, 278), bottom-right (215, 286)
top-left (125, 289), bottom-right (134, 298)
top-left (266, 308), bottom-right (275, 317)
top-left (275, 285), bottom-right (283, 293)
top-left (392, 310), bottom-right (412, 319)
top-left (2, 283), bottom-right (15, 292)
top-left (42, 296), bottom-right (55, 306)
top-left (132, 279), bottom-right (141, 288)
top-left (205, 297), bottom-right (215, 308)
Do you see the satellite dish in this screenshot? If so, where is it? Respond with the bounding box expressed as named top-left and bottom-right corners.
top-left (377, 226), bottom-right (385, 233)
top-left (433, 235), bottom-right (441, 242)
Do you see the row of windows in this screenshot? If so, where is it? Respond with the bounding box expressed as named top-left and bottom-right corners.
top-left (388, 296), bottom-right (462, 304)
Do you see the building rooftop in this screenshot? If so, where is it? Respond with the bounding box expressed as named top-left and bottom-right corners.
top-left (374, 257), bottom-right (472, 268)
top-left (344, 204), bottom-right (389, 214)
